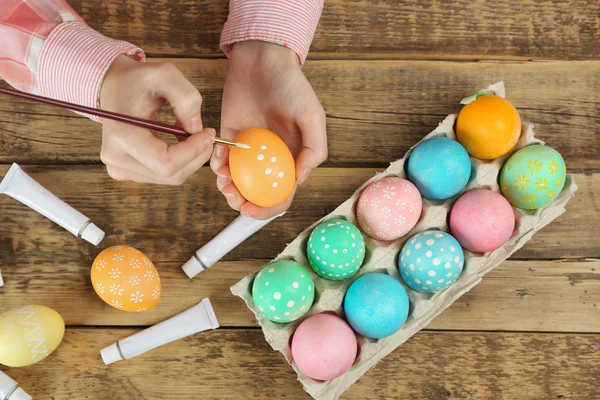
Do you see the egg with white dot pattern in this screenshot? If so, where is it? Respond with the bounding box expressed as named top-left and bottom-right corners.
top-left (398, 230), bottom-right (464, 293)
top-left (307, 219), bottom-right (366, 280)
top-left (252, 260), bottom-right (315, 323)
top-left (229, 128), bottom-right (296, 208)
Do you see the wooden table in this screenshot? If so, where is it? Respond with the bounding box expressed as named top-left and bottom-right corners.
top-left (1, 1), bottom-right (599, 399)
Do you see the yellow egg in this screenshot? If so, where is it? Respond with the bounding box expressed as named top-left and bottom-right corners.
top-left (229, 128), bottom-right (296, 208)
top-left (91, 245), bottom-right (161, 312)
top-left (0, 305), bottom-right (65, 367)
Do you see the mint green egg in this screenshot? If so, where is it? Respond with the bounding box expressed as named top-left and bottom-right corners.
top-left (500, 145), bottom-right (566, 210)
top-left (307, 219), bottom-right (366, 280)
top-left (252, 260), bottom-right (315, 323)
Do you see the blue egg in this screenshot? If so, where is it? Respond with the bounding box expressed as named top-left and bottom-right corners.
top-left (344, 273), bottom-right (410, 339)
top-left (407, 137), bottom-right (471, 200)
top-left (398, 231), bottom-right (464, 293)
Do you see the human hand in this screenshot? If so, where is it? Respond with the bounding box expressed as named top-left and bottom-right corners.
top-left (100, 55), bottom-right (215, 185)
top-left (212, 41), bottom-right (327, 219)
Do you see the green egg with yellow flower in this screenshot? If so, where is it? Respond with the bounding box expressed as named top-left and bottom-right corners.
top-left (500, 145), bottom-right (566, 210)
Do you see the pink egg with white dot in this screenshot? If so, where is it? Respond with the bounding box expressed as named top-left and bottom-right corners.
top-left (291, 313), bottom-right (357, 381)
top-left (356, 176), bottom-right (422, 241)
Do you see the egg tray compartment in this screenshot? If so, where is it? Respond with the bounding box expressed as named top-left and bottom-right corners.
top-left (231, 82), bottom-right (578, 400)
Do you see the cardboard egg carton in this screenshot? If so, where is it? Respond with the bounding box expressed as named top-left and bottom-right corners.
top-left (231, 82), bottom-right (578, 400)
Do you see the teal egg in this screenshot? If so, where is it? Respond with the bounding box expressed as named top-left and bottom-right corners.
top-left (252, 260), bottom-right (315, 323)
top-left (307, 219), bottom-right (366, 280)
top-left (500, 145), bottom-right (566, 210)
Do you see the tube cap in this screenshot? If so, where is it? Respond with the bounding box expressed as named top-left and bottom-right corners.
top-left (81, 223), bottom-right (105, 246)
top-left (100, 343), bottom-right (123, 365)
top-left (9, 388), bottom-right (32, 400)
top-left (181, 256), bottom-right (205, 279)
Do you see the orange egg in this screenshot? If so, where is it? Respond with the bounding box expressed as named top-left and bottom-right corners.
top-left (229, 128), bottom-right (296, 208)
top-left (91, 245), bottom-right (161, 312)
top-left (456, 95), bottom-right (521, 160)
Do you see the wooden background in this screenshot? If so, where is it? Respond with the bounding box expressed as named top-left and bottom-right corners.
top-left (1, 1), bottom-right (599, 399)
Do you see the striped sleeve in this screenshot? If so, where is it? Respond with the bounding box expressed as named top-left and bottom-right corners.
top-left (220, 0), bottom-right (324, 65)
top-left (0, 0), bottom-right (145, 122)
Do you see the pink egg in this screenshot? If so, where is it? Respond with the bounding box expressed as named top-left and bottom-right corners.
top-left (449, 189), bottom-right (515, 253)
top-left (356, 176), bottom-right (422, 241)
top-left (291, 313), bottom-right (357, 381)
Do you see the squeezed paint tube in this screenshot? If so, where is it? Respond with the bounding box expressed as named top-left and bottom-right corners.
top-left (0, 371), bottom-right (32, 400)
top-left (182, 213), bottom-right (285, 279)
top-left (0, 163), bottom-right (104, 246)
top-left (100, 298), bottom-right (219, 365)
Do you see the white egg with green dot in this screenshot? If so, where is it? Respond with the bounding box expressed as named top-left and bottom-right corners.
top-left (307, 219), bottom-right (366, 280)
top-left (252, 260), bottom-right (315, 323)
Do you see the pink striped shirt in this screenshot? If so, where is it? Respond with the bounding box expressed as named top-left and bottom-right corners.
top-left (0, 0), bottom-right (324, 122)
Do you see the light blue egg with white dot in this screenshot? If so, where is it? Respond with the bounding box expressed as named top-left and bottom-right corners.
top-left (398, 230), bottom-right (464, 293)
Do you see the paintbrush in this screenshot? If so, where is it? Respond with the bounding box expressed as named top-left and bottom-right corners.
top-left (0, 87), bottom-right (251, 149)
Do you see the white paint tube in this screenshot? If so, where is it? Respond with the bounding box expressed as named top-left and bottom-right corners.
top-left (0, 371), bottom-right (32, 400)
top-left (182, 213), bottom-right (285, 279)
top-left (0, 163), bottom-right (104, 246)
top-left (100, 298), bottom-right (219, 365)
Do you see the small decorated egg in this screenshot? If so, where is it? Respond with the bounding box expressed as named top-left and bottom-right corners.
top-left (229, 128), bottom-right (296, 208)
top-left (252, 260), bottom-right (315, 323)
top-left (307, 219), bottom-right (366, 280)
top-left (450, 189), bottom-right (515, 253)
top-left (291, 313), bottom-right (357, 381)
top-left (399, 231), bottom-right (464, 293)
top-left (91, 245), bottom-right (161, 312)
top-left (344, 273), bottom-right (410, 339)
top-left (500, 145), bottom-right (566, 210)
top-left (0, 305), bottom-right (65, 367)
top-left (407, 137), bottom-right (471, 200)
top-left (356, 176), bottom-right (422, 241)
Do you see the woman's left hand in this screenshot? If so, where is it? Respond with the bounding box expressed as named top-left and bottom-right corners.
top-left (211, 41), bottom-right (328, 220)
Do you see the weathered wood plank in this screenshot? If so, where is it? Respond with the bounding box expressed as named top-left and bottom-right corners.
top-left (65, 0), bottom-right (600, 60)
top-left (0, 259), bottom-right (598, 332)
top-left (0, 167), bottom-right (595, 264)
top-left (2, 329), bottom-right (599, 399)
top-left (1, 60), bottom-right (598, 169)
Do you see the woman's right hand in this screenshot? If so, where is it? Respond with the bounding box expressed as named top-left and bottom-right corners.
top-left (99, 55), bottom-right (215, 185)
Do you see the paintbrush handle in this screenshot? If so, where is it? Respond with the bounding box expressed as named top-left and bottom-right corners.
top-left (0, 87), bottom-right (192, 137)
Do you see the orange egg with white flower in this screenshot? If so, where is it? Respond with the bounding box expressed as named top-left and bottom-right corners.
top-left (229, 128), bottom-right (296, 208)
top-left (91, 245), bottom-right (161, 312)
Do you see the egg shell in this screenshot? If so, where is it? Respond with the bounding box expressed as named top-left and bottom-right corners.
top-left (456, 95), bottom-right (521, 160)
top-left (91, 245), bottom-right (161, 312)
top-left (500, 145), bottom-right (566, 210)
top-left (252, 260), bottom-right (315, 323)
top-left (229, 128), bottom-right (296, 208)
top-left (356, 176), bottom-right (422, 241)
top-left (0, 305), bottom-right (65, 367)
top-left (344, 273), bottom-right (410, 339)
top-left (291, 313), bottom-right (357, 381)
top-left (399, 231), bottom-right (465, 293)
top-left (307, 219), bottom-right (366, 280)
top-left (450, 189), bottom-right (515, 253)
top-left (407, 137), bottom-right (471, 200)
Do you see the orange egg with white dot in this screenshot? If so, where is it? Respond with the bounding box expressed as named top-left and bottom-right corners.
top-left (91, 245), bottom-right (161, 312)
top-left (229, 128), bottom-right (296, 208)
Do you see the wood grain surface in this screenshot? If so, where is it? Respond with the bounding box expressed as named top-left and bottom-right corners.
top-left (2, 60), bottom-right (598, 168)
top-left (1, 1), bottom-right (598, 398)
top-left (64, 0), bottom-right (600, 60)
top-left (2, 329), bottom-right (599, 399)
